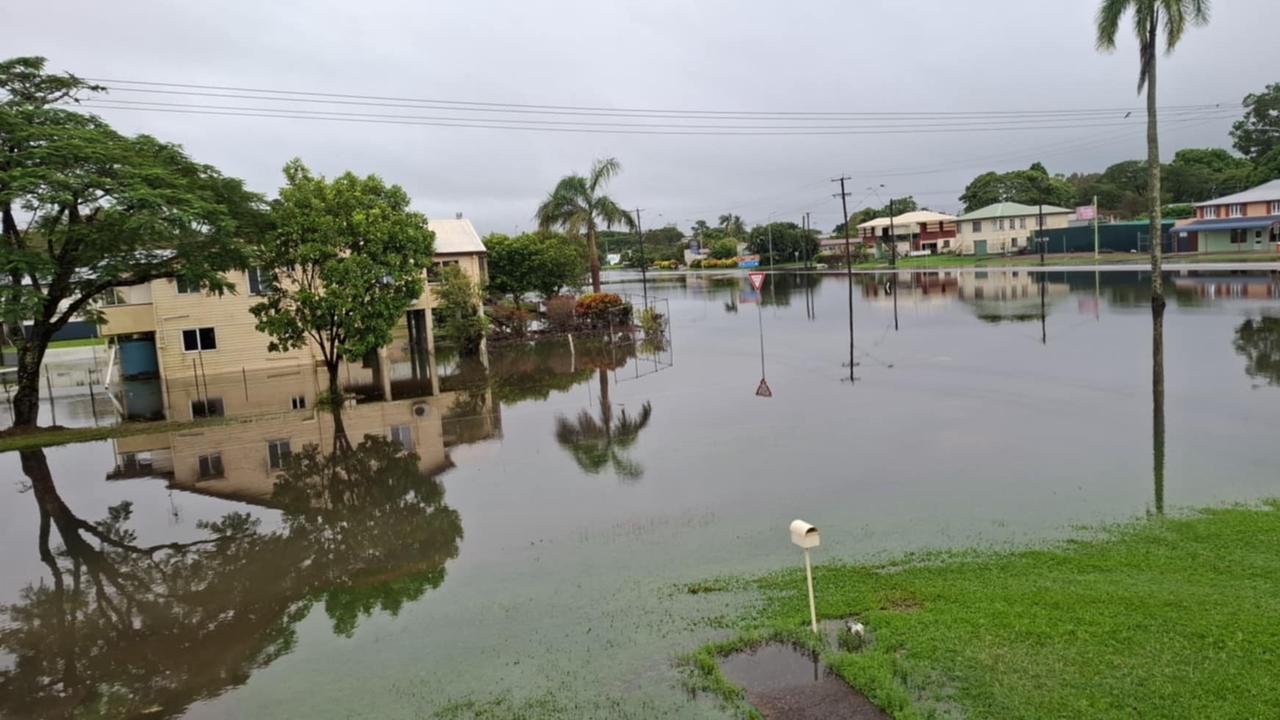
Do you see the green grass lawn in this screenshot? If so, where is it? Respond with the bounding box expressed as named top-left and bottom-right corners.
top-left (687, 502), bottom-right (1280, 719)
top-left (47, 336), bottom-right (107, 349)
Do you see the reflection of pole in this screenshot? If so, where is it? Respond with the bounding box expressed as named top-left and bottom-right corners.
top-left (892, 276), bottom-right (899, 332)
top-left (1039, 272), bottom-right (1047, 345)
top-left (1152, 300), bottom-right (1165, 515)
top-left (756, 298), bottom-right (766, 380)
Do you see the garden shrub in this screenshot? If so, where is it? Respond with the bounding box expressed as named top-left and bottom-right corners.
top-left (545, 295), bottom-right (577, 332)
top-left (488, 303), bottom-right (534, 338)
top-left (575, 293), bottom-right (632, 327)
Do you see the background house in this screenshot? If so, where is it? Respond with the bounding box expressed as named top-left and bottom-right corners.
top-left (856, 210), bottom-right (958, 257)
top-left (98, 215), bottom-right (488, 420)
top-left (1175, 179), bottom-right (1280, 253)
top-left (954, 202), bottom-right (1072, 255)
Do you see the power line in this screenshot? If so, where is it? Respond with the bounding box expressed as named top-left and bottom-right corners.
top-left (71, 99), bottom-right (1236, 137)
top-left (86, 77), bottom-right (1232, 120)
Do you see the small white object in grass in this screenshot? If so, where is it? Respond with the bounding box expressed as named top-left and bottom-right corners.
top-left (846, 620), bottom-right (866, 638)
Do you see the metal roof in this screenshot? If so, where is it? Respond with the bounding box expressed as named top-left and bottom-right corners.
top-left (956, 202), bottom-right (1073, 221)
top-left (1194, 179), bottom-right (1280, 207)
top-left (1177, 215), bottom-right (1280, 233)
top-left (855, 210), bottom-right (957, 230)
top-left (429, 217), bottom-right (486, 255)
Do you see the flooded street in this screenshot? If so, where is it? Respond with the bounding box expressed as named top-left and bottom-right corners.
top-left (3, 268), bottom-right (1278, 718)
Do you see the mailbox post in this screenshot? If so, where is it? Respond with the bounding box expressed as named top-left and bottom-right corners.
top-left (790, 519), bottom-right (820, 634)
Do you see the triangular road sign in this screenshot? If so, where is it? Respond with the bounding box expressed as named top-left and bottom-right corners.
top-left (748, 271), bottom-right (766, 292)
top-left (755, 377), bottom-right (772, 397)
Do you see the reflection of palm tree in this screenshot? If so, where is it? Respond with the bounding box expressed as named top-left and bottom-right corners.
top-left (1152, 300), bottom-right (1165, 516)
top-left (1233, 315), bottom-right (1280, 386)
top-left (554, 368), bottom-right (653, 481)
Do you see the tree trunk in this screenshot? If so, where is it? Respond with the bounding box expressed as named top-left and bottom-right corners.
top-left (1146, 27), bottom-right (1164, 307)
top-left (11, 331), bottom-right (50, 429)
top-left (587, 225), bottom-right (602, 293)
top-left (324, 360), bottom-right (352, 454)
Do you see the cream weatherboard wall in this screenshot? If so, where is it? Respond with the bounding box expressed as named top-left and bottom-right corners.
top-left (955, 212), bottom-right (1071, 255)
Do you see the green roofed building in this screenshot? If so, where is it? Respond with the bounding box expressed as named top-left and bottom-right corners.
top-left (955, 202), bottom-right (1073, 256)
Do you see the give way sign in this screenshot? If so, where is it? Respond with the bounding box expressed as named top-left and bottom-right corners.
top-left (748, 271), bottom-right (766, 292)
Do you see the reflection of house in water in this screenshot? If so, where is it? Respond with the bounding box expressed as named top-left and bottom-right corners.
top-left (1171, 273), bottom-right (1280, 301)
top-left (858, 272), bottom-right (961, 308)
top-left (97, 217), bottom-right (487, 420)
top-left (110, 380), bottom-right (500, 505)
top-left (956, 270), bottom-right (1070, 321)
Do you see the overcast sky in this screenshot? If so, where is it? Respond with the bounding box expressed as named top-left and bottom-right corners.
top-left (11, 0), bottom-right (1280, 234)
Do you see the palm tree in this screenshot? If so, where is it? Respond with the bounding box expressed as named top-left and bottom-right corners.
top-left (536, 157), bottom-right (634, 293)
top-left (554, 368), bottom-right (653, 481)
top-left (1096, 0), bottom-right (1209, 305)
top-left (718, 213), bottom-right (746, 238)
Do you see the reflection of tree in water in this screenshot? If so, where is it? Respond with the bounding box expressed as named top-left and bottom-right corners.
top-left (554, 368), bottom-right (653, 482)
top-left (1, 437), bottom-right (461, 719)
top-left (1233, 315), bottom-right (1280, 386)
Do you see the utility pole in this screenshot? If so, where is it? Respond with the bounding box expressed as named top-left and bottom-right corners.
top-left (833, 176), bottom-right (856, 382)
top-left (1038, 201), bottom-right (1046, 266)
top-left (832, 176), bottom-right (852, 272)
top-left (1093, 195), bottom-right (1100, 260)
top-left (888, 197), bottom-right (897, 268)
top-left (634, 208), bottom-right (648, 309)
top-left (767, 221), bottom-right (775, 272)
top-left (804, 211), bottom-right (812, 269)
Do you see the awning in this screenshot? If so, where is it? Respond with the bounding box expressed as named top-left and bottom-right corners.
top-left (1178, 215), bottom-right (1280, 233)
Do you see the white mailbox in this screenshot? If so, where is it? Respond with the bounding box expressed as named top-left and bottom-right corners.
top-left (790, 519), bottom-right (820, 549)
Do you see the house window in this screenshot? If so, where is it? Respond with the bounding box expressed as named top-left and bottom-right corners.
top-left (175, 277), bottom-right (199, 294)
top-left (198, 453), bottom-right (224, 479)
top-left (191, 397), bottom-right (225, 419)
top-left (100, 288), bottom-right (127, 306)
top-left (389, 425), bottom-right (414, 452)
top-left (1019, 218), bottom-right (1027, 229)
top-left (1228, 204), bottom-right (1244, 218)
top-left (1203, 206), bottom-right (1218, 219)
top-left (943, 239), bottom-right (951, 249)
top-left (181, 327), bottom-right (217, 352)
top-left (1230, 229), bottom-right (1247, 244)
top-left (246, 267), bottom-right (275, 295)
top-left (267, 439), bottom-right (292, 470)
top-left (1271, 201), bottom-right (1280, 215)
top-left (972, 221), bottom-right (982, 232)
top-left (1011, 237), bottom-right (1019, 249)
top-left (290, 395), bottom-right (307, 410)
top-left (997, 219), bottom-right (1004, 230)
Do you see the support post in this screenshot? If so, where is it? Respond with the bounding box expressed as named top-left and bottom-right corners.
top-left (804, 548), bottom-right (818, 634)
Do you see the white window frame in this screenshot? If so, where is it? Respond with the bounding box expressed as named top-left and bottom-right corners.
top-left (290, 395), bottom-right (307, 410)
top-left (267, 439), bottom-right (292, 470)
top-left (181, 327), bottom-right (217, 353)
top-left (246, 267), bottom-right (274, 296)
top-left (1203, 206), bottom-right (1218, 219)
top-left (198, 452), bottom-right (224, 479)
top-left (1228, 203), bottom-right (1244, 218)
top-left (1270, 201), bottom-right (1280, 215)
top-left (389, 424), bottom-right (414, 452)
top-left (971, 221), bottom-right (982, 233)
top-left (175, 277), bottom-right (200, 294)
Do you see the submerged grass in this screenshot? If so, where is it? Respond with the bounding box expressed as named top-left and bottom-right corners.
top-left (0, 415), bottom-right (234, 452)
top-left (687, 501), bottom-right (1280, 719)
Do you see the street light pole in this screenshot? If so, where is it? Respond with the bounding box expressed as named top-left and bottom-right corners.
top-left (634, 208), bottom-right (648, 309)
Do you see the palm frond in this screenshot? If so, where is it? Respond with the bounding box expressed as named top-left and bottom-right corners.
top-left (588, 157), bottom-right (622, 195)
top-left (1095, 0), bottom-right (1131, 50)
top-left (594, 196), bottom-right (635, 231)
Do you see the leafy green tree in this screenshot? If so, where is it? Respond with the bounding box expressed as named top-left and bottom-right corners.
top-left (1231, 83), bottom-right (1280, 162)
top-left (433, 264), bottom-right (487, 355)
top-left (535, 157), bottom-right (634, 294)
top-left (484, 231), bottom-right (585, 306)
top-left (709, 239), bottom-right (738, 260)
top-left (250, 159), bottom-right (433, 405)
top-left (0, 57), bottom-right (264, 429)
top-left (747, 222), bottom-right (820, 262)
top-left (847, 196), bottom-right (919, 228)
top-left (1251, 146), bottom-right (1280, 185)
top-left (1097, 0), bottom-right (1210, 302)
top-left (1164, 148), bottom-right (1254, 202)
top-left (959, 164), bottom-right (1075, 212)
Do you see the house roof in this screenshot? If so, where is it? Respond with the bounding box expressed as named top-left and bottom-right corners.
top-left (856, 210), bottom-right (957, 230)
top-left (429, 217), bottom-right (486, 255)
top-left (1177, 215), bottom-right (1280, 233)
top-left (956, 202), bottom-right (1073, 221)
top-left (1194, 179), bottom-right (1280, 207)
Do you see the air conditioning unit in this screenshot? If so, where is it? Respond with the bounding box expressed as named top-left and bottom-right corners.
top-left (412, 402), bottom-right (430, 418)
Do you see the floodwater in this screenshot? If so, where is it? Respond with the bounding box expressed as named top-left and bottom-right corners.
top-left (2, 268), bottom-right (1279, 718)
